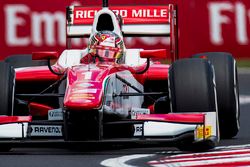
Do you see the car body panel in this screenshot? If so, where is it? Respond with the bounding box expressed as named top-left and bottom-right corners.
top-left (15, 66), bottom-right (60, 82)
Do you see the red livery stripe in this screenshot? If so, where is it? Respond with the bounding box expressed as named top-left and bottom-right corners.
top-left (148, 146), bottom-right (250, 167)
top-left (0, 116), bottom-right (32, 124)
top-left (136, 113), bottom-right (204, 123)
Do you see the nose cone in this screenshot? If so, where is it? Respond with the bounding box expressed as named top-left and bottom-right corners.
top-left (64, 67), bottom-right (108, 111)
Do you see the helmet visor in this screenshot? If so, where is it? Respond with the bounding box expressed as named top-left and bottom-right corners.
top-left (91, 45), bottom-right (121, 60)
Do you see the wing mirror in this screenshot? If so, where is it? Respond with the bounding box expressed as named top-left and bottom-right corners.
top-left (32, 51), bottom-right (63, 75)
top-left (136, 49), bottom-right (167, 74)
top-left (32, 51), bottom-right (59, 60)
top-left (140, 49), bottom-right (167, 59)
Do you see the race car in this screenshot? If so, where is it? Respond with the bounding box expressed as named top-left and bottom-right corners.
top-left (0, 0), bottom-right (239, 151)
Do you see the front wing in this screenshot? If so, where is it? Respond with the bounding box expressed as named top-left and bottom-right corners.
top-left (0, 112), bottom-right (219, 147)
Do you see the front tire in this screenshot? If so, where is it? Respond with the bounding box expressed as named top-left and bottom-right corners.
top-left (0, 62), bottom-right (14, 152)
top-left (169, 58), bottom-right (217, 113)
top-left (193, 52), bottom-right (240, 138)
top-left (169, 58), bottom-right (217, 151)
top-left (0, 62), bottom-right (15, 116)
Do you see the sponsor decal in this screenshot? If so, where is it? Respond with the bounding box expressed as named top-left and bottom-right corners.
top-left (134, 124), bottom-right (143, 136)
top-left (195, 125), bottom-right (212, 139)
top-left (131, 108), bottom-right (150, 119)
top-left (208, 2), bottom-right (250, 45)
top-left (2, 2), bottom-right (250, 59)
top-left (69, 99), bottom-right (92, 103)
top-left (75, 83), bottom-right (94, 88)
top-left (48, 108), bottom-right (63, 121)
top-left (30, 125), bottom-right (62, 137)
top-left (73, 6), bottom-right (169, 25)
top-left (69, 93), bottom-right (95, 100)
top-left (72, 88), bottom-right (97, 94)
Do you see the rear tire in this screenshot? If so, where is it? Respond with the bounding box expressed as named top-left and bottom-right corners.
top-left (193, 52), bottom-right (240, 138)
top-left (0, 62), bottom-right (15, 116)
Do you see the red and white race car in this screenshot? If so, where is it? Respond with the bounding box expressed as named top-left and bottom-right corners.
top-left (0, 0), bottom-right (239, 151)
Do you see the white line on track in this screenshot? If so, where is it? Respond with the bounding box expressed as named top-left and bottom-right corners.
top-left (240, 95), bottom-right (250, 105)
top-left (149, 157), bottom-right (250, 167)
top-left (100, 154), bottom-right (154, 167)
top-left (100, 144), bottom-right (250, 167)
top-left (215, 144), bottom-right (250, 150)
top-left (148, 144), bottom-right (250, 167)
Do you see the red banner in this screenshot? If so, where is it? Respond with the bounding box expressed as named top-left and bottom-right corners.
top-left (1, 0), bottom-right (250, 59)
top-left (179, 0), bottom-right (250, 58)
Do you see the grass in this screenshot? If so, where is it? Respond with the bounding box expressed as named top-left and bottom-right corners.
top-left (236, 59), bottom-right (250, 68)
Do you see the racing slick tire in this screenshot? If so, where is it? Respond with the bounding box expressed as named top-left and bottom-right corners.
top-left (0, 62), bottom-right (15, 152)
top-left (5, 54), bottom-right (47, 68)
top-left (0, 62), bottom-right (15, 116)
top-left (193, 52), bottom-right (240, 139)
top-left (169, 58), bottom-right (217, 151)
top-left (169, 58), bottom-right (217, 113)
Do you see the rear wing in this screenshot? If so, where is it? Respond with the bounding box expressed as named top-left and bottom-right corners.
top-left (66, 5), bottom-right (178, 60)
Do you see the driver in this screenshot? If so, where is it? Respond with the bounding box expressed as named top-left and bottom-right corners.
top-left (81, 31), bottom-right (125, 64)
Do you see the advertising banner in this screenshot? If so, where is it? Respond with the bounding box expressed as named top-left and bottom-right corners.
top-left (0, 0), bottom-right (250, 59)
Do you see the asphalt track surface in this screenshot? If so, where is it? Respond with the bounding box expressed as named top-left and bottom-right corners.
top-left (1, 70), bottom-right (250, 167)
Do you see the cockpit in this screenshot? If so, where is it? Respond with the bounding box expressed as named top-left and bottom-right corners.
top-left (96, 14), bottom-right (114, 31)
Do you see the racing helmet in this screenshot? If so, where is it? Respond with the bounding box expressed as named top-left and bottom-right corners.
top-left (88, 31), bottom-right (124, 63)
